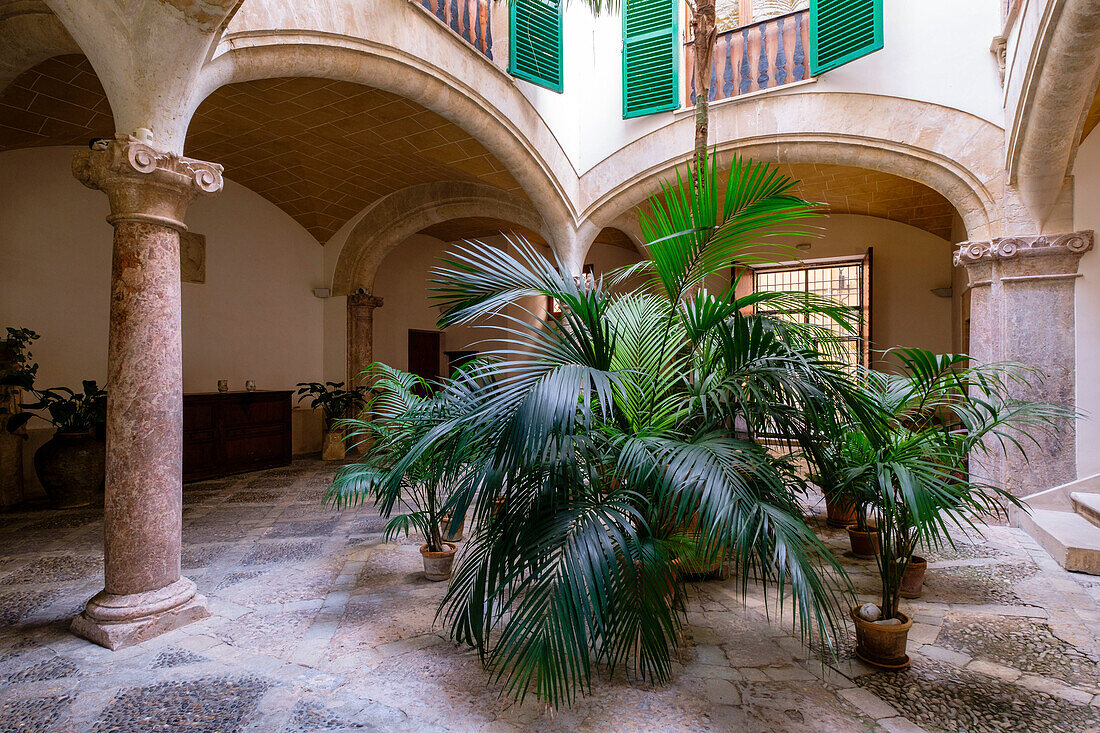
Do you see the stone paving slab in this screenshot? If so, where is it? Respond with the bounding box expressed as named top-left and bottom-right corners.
top-left (0, 462), bottom-right (1098, 731)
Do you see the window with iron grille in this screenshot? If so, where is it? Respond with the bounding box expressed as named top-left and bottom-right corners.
top-left (752, 255), bottom-right (871, 369)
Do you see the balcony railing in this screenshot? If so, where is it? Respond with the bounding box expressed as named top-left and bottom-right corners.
top-left (685, 9), bottom-right (810, 105)
top-left (416, 0), bottom-right (494, 59)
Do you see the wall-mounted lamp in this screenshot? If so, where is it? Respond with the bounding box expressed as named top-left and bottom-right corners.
top-left (795, 242), bottom-right (812, 251)
top-left (312, 288), bottom-right (331, 299)
top-left (930, 287), bottom-right (953, 298)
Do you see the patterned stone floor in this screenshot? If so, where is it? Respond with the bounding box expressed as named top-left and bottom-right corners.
top-left (0, 458), bottom-right (1098, 732)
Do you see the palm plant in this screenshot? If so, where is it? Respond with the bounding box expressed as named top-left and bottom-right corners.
top-left (328, 364), bottom-right (473, 555)
top-left (327, 155), bottom-right (889, 706)
top-left (844, 348), bottom-right (1069, 622)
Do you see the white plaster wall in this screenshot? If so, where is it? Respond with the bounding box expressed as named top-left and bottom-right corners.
top-left (765, 215), bottom-right (955, 365)
top-left (0, 146), bottom-right (325, 450)
top-left (1073, 129), bottom-right (1100, 477)
top-left (550, 0), bottom-right (1006, 171)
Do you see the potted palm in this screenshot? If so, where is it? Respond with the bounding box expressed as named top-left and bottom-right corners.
top-left (296, 381), bottom-right (368, 460)
top-left (0, 328), bottom-right (39, 508)
top-left (327, 364), bottom-right (471, 581)
top-left (328, 155), bottom-right (888, 707)
top-left (23, 381), bottom-right (107, 508)
top-left (844, 349), bottom-right (1066, 668)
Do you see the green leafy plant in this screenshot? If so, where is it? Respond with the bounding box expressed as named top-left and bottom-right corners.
top-left (842, 348), bottom-right (1069, 620)
top-left (328, 154), bottom-right (888, 707)
top-left (295, 381), bottom-right (368, 428)
top-left (327, 364), bottom-right (474, 553)
top-left (1, 327), bottom-right (40, 433)
top-left (22, 381), bottom-right (107, 435)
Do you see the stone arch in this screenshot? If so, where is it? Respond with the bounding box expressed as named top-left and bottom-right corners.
top-left (331, 181), bottom-right (549, 295)
top-left (1007, 0), bottom-right (1100, 226)
top-left (575, 92), bottom-right (1013, 247)
top-left (0, 1), bottom-right (80, 92)
top-left (192, 30), bottom-right (578, 246)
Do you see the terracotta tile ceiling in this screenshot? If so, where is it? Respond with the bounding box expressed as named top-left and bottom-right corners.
top-left (419, 217), bottom-right (638, 251)
top-left (0, 56), bottom-right (958, 243)
top-left (0, 56), bottom-right (526, 242)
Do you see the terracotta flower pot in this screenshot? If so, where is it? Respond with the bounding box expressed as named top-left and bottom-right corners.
top-left (851, 605), bottom-right (913, 669)
top-left (321, 428), bottom-right (346, 461)
top-left (34, 431), bottom-right (105, 509)
top-left (440, 513), bottom-right (466, 542)
top-left (846, 526), bottom-right (880, 558)
top-left (420, 542), bottom-right (458, 581)
top-left (900, 555), bottom-right (927, 599)
top-left (824, 493), bottom-right (858, 528)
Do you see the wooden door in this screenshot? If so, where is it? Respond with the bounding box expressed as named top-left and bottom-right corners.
top-left (408, 330), bottom-right (442, 388)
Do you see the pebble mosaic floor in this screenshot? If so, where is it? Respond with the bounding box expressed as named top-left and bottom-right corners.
top-left (0, 458), bottom-right (1098, 731)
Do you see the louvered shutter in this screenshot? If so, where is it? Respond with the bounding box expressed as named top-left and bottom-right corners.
top-left (810, 0), bottom-right (883, 74)
top-left (509, 0), bottom-right (564, 92)
top-left (622, 0), bottom-right (679, 119)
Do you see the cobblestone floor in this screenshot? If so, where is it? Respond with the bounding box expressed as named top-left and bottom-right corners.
top-left (0, 459), bottom-right (1098, 731)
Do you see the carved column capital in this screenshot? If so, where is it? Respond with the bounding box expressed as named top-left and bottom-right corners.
top-left (954, 231), bottom-right (1094, 267)
top-left (72, 135), bottom-right (224, 232)
top-left (348, 293), bottom-right (384, 310)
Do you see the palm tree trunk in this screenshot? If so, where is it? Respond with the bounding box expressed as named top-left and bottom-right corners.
top-left (691, 0), bottom-right (718, 170)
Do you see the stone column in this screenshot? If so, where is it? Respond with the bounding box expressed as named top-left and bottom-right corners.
top-left (955, 231), bottom-right (1094, 495)
top-left (347, 292), bottom-right (383, 387)
top-left (69, 135), bottom-right (223, 649)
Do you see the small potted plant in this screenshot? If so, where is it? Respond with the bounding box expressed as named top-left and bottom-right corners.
top-left (23, 381), bottom-right (107, 508)
top-left (807, 439), bottom-right (859, 528)
top-left (326, 364), bottom-right (472, 581)
top-left (844, 348), bottom-right (1065, 668)
top-left (296, 381), bottom-right (368, 461)
top-left (0, 328), bottom-right (39, 507)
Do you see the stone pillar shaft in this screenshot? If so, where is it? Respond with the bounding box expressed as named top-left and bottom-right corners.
top-left (69, 135), bottom-right (223, 649)
top-left (955, 231), bottom-right (1094, 495)
top-left (347, 293), bottom-right (383, 388)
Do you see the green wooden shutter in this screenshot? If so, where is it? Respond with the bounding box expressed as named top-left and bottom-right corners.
top-left (622, 0), bottom-right (679, 119)
top-left (509, 0), bottom-right (564, 92)
top-left (810, 0), bottom-right (883, 75)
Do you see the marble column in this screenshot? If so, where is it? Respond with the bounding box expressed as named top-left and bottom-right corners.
top-left (69, 135), bottom-right (223, 649)
top-left (955, 231), bottom-right (1094, 496)
top-left (347, 292), bottom-right (384, 387)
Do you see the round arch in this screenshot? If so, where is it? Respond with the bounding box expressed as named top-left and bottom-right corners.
top-left (331, 181), bottom-right (549, 295)
top-left (192, 33), bottom-right (578, 247)
top-left (575, 92), bottom-right (1015, 255)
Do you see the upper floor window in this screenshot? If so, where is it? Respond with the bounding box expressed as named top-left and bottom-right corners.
top-left (716, 0), bottom-right (809, 32)
top-left (623, 0), bottom-right (680, 118)
top-left (509, 0), bottom-right (564, 92)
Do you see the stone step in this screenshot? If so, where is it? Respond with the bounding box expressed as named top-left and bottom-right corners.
top-left (1019, 509), bottom-right (1100, 575)
top-left (1071, 492), bottom-right (1100, 528)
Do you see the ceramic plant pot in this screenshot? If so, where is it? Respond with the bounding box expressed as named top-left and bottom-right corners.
top-left (440, 513), bottom-right (466, 542)
top-left (421, 542), bottom-right (458, 581)
top-left (847, 526), bottom-right (881, 558)
top-left (824, 493), bottom-right (858, 528)
top-left (899, 555), bottom-right (927, 599)
top-left (321, 428), bottom-right (346, 461)
top-left (34, 431), bottom-right (105, 509)
top-left (851, 606), bottom-right (913, 669)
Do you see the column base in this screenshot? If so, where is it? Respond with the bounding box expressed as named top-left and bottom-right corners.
top-left (70, 577), bottom-right (210, 650)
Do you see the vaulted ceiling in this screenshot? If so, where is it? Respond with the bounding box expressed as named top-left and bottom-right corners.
top-left (0, 55), bottom-right (958, 245)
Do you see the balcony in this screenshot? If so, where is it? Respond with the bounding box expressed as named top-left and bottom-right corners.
top-left (416, 0), bottom-right (494, 59)
top-left (685, 8), bottom-right (811, 105)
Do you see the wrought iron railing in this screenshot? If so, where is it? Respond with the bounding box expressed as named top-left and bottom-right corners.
top-left (685, 8), bottom-right (810, 105)
top-left (416, 0), bottom-right (494, 59)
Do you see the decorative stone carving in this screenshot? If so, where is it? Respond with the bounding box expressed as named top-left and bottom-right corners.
top-left (69, 136), bottom-right (223, 650)
top-left (180, 231), bottom-right (206, 284)
top-left (72, 134), bottom-right (223, 230)
top-left (953, 231), bottom-right (1093, 266)
top-left (954, 230), bottom-right (1094, 496)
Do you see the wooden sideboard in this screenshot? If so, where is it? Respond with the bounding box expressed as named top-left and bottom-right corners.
top-left (183, 390), bottom-right (292, 482)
